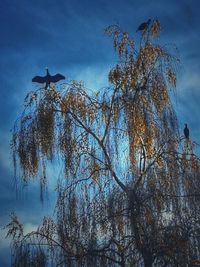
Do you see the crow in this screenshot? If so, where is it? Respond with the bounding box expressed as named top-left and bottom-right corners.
top-left (137, 19), bottom-right (151, 32)
top-left (184, 124), bottom-right (189, 139)
top-left (32, 68), bottom-right (65, 88)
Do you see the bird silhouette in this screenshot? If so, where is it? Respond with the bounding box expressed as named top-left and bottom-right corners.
top-left (184, 124), bottom-right (189, 139)
top-left (137, 19), bottom-right (151, 32)
top-left (32, 68), bottom-right (65, 88)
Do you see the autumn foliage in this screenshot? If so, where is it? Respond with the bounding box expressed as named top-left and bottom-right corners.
top-left (8, 20), bottom-right (200, 267)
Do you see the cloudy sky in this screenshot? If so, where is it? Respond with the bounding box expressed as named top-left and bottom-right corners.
top-left (0, 0), bottom-right (200, 265)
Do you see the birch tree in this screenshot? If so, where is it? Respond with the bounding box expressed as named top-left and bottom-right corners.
top-left (8, 20), bottom-right (200, 267)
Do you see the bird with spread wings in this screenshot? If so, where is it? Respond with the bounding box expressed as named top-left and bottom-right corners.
top-left (32, 68), bottom-right (65, 88)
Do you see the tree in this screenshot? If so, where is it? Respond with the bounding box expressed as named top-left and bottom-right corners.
top-left (7, 20), bottom-right (200, 267)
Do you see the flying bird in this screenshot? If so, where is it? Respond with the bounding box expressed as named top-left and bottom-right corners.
top-left (137, 19), bottom-right (151, 32)
top-left (184, 124), bottom-right (189, 139)
top-left (32, 68), bottom-right (65, 88)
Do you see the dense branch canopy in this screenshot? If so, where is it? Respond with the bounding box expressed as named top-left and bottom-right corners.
top-left (9, 20), bottom-right (200, 267)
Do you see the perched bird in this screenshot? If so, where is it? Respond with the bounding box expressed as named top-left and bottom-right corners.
top-left (32, 68), bottom-right (65, 88)
top-left (184, 124), bottom-right (189, 139)
top-left (137, 19), bottom-right (151, 32)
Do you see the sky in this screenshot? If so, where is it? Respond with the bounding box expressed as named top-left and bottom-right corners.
top-left (0, 0), bottom-right (200, 266)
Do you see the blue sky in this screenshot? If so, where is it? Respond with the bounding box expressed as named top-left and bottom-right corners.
top-left (0, 0), bottom-right (200, 265)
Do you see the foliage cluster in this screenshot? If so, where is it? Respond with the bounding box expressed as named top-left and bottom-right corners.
top-left (8, 20), bottom-right (200, 267)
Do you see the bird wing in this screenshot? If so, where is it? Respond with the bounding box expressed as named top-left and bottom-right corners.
top-left (137, 22), bottom-right (146, 31)
top-left (184, 128), bottom-right (189, 138)
top-left (137, 20), bottom-right (151, 32)
top-left (50, 73), bottom-right (65, 83)
top-left (32, 75), bottom-right (46, 83)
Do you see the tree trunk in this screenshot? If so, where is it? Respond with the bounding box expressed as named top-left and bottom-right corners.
top-left (143, 253), bottom-right (153, 267)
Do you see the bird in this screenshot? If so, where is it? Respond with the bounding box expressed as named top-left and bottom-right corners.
top-left (32, 68), bottom-right (65, 88)
top-left (137, 19), bottom-right (151, 32)
top-left (184, 124), bottom-right (189, 139)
